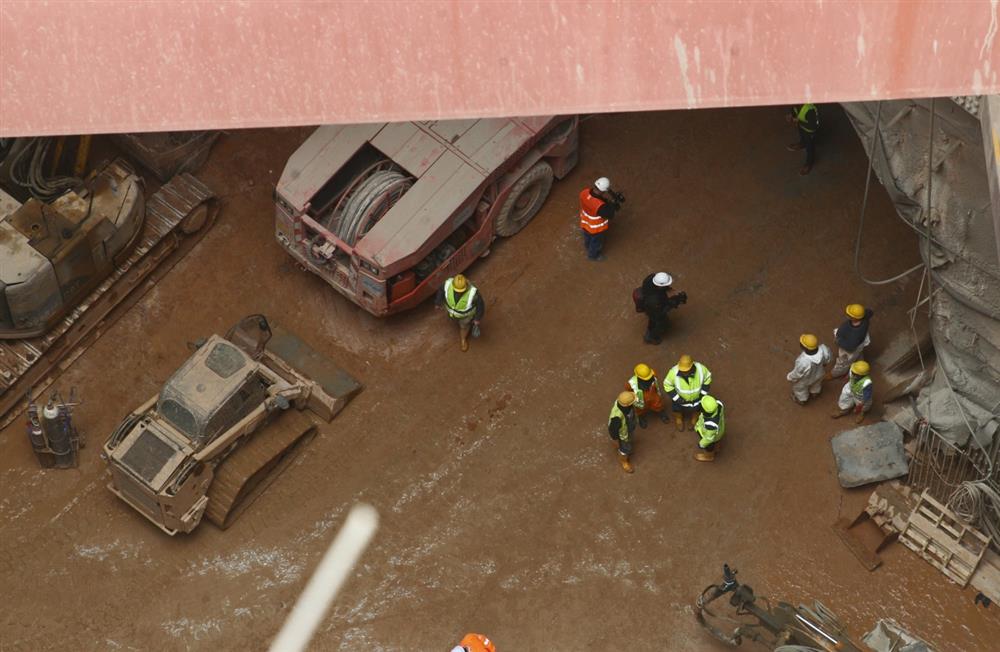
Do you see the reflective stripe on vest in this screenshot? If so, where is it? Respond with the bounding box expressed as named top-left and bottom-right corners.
top-left (695, 402), bottom-right (726, 443)
top-left (628, 376), bottom-right (646, 410)
top-left (666, 363), bottom-right (708, 403)
top-left (608, 401), bottom-right (633, 441)
top-left (445, 279), bottom-right (477, 319)
top-left (579, 189), bottom-right (609, 234)
top-left (850, 375), bottom-right (872, 402)
top-left (796, 104), bottom-right (818, 133)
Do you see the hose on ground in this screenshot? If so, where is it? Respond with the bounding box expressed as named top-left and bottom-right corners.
top-left (335, 169), bottom-right (411, 246)
top-left (948, 480), bottom-right (1000, 543)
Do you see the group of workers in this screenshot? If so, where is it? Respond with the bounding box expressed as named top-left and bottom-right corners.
top-left (788, 303), bottom-right (876, 423)
top-left (610, 354), bottom-right (724, 473)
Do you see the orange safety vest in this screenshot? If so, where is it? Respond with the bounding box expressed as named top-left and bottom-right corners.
top-left (460, 633), bottom-right (497, 652)
top-left (579, 188), bottom-right (609, 234)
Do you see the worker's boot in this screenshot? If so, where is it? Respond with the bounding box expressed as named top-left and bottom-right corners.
top-left (791, 393), bottom-right (807, 406)
top-left (787, 142), bottom-right (804, 151)
top-left (619, 454), bottom-right (634, 474)
top-left (658, 411), bottom-right (670, 424)
top-left (854, 410), bottom-right (866, 425)
top-left (460, 332), bottom-right (469, 352)
top-left (638, 414), bottom-right (648, 429)
top-left (674, 413), bottom-right (684, 432)
top-left (688, 413), bottom-right (699, 430)
top-left (695, 448), bottom-right (715, 462)
top-left (799, 164), bottom-right (812, 176)
top-left (831, 407), bottom-right (851, 419)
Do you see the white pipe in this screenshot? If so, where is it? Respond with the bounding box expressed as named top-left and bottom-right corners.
top-left (270, 503), bottom-right (379, 652)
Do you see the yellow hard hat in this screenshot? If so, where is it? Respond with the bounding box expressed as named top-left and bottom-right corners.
top-left (700, 395), bottom-right (718, 413)
top-left (799, 333), bottom-right (818, 350)
top-left (617, 391), bottom-right (636, 407)
top-left (452, 274), bottom-right (468, 292)
top-left (634, 363), bottom-right (654, 380)
top-left (678, 354), bottom-right (694, 372)
top-left (850, 360), bottom-right (870, 376)
top-left (846, 303), bottom-right (865, 320)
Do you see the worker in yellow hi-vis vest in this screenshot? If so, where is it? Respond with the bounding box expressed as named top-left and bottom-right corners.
top-left (787, 103), bottom-right (819, 175)
top-left (435, 274), bottom-right (485, 352)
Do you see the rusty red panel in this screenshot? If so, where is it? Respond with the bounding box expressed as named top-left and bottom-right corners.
top-left (1, 1), bottom-right (999, 137)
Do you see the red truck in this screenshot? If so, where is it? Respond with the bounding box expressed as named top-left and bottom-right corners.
top-left (274, 116), bottom-right (578, 316)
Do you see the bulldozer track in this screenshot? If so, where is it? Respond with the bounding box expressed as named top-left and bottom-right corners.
top-left (0, 174), bottom-right (218, 430)
top-left (204, 409), bottom-right (317, 530)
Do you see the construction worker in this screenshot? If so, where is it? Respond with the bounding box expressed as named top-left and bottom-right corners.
top-left (833, 360), bottom-right (874, 424)
top-left (626, 363), bottom-right (670, 428)
top-left (578, 176), bottom-right (622, 261)
top-left (829, 303), bottom-right (874, 378)
top-left (435, 274), bottom-right (484, 352)
top-left (635, 272), bottom-right (687, 344)
top-left (694, 394), bottom-right (725, 462)
top-left (787, 103), bottom-right (819, 175)
top-left (608, 391), bottom-right (637, 473)
top-left (787, 333), bottom-right (832, 405)
top-left (451, 633), bottom-right (496, 652)
top-left (663, 354), bottom-right (712, 431)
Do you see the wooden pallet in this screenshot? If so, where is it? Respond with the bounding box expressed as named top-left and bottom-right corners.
top-left (899, 491), bottom-right (992, 587)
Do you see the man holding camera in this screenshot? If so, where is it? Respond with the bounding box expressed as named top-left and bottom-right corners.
top-left (636, 271), bottom-right (687, 344)
top-left (578, 176), bottom-right (623, 261)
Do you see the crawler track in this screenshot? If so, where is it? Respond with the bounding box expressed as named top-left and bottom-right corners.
top-left (204, 409), bottom-right (318, 529)
top-left (0, 174), bottom-right (218, 429)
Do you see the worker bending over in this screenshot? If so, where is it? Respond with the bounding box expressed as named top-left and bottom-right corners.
top-left (626, 363), bottom-right (669, 428)
top-left (608, 391), bottom-right (638, 473)
top-left (829, 303), bottom-right (874, 378)
top-left (579, 176), bottom-right (623, 261)
top-left (452, 632), bottom-right (496, 652)
top-left (787, 333), bottom-right (831, 405)
top-left (832, 360), bottom-right (874, 424)
top-left (664, 355), bottom-right (712, 432)
top-left (435, 274), bottom-right (484, 352)
top-left (635, 271), bottom-right (687, 345)
top-left (787, 103), bottom-right (819, 175)
top-left (694, 395), bottom-right (726, 462)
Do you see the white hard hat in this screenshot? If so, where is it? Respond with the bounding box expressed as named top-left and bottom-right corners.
top-left (594, 177), bottom-right (611, 192)
top-left (652, 272), bottom-right (673, 287)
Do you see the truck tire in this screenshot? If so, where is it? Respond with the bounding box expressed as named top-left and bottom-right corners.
top-left (494, 160), bottom-right (554, 237)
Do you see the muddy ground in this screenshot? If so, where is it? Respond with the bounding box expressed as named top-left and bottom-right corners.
top-left (2, 106), bottom-right (998, 651)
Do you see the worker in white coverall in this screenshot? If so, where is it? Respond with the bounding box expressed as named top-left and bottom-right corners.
top-left (786, 333), bottom-right (831, 405)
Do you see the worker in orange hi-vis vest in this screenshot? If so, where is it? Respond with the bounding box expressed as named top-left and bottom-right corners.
top-left (451, 632), bottom-right (497, 652)
top-left (578, 176), bottom-right (623, 261)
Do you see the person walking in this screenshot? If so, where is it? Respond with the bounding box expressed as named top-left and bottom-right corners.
top-left (608, 391), bottom-right (638, 473)
top-left (635, 271), bottom-right (687, 344)
top-left (452, 633), bottom-right (496, 652)
top-left (626, 363), bottom-right (670, 428)
top-left (694, 394), bottom-right (726, 462)
top-left (832, 360), bottom-right (874, 424)
top-left (787, 103), bottom-right (819, 175)
top-left (435, 274), bottom-right (484, 352)
top-left (664, 354), bottom-right (712, 431)
top-left (787, 333), bottom-right (832, 405)
top-left (829, 303), bottom-right (874, 378)
top-left (578, 176), bottom-right (622, 261)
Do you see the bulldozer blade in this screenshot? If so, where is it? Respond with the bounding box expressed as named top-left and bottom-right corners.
top-left (266, 324), bottom-right (362, 421)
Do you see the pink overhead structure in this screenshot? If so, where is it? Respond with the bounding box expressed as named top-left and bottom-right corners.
top-left (1, 1), bottom-right (999, 136)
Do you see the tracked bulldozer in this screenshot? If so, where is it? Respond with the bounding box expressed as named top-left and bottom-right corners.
top-left (102, 315), bottom-right (361, 535)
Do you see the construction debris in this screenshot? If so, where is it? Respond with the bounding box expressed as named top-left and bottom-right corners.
top-left (831, 421), bottom-right (909, 488)
top-left (899, 491), bottom-right (992, 587)
top-left (863, 619), bottom-right (934, 652)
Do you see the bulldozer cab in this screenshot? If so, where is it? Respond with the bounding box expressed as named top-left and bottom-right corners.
top-left (156, 336), bottom-right (268, 447)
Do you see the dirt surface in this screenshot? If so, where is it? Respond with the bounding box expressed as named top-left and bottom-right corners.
top-left (3, 107), bottom-right (999, 651)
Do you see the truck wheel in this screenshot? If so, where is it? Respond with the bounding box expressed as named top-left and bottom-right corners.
top-left (494, 160), bottom-right (554, 237)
